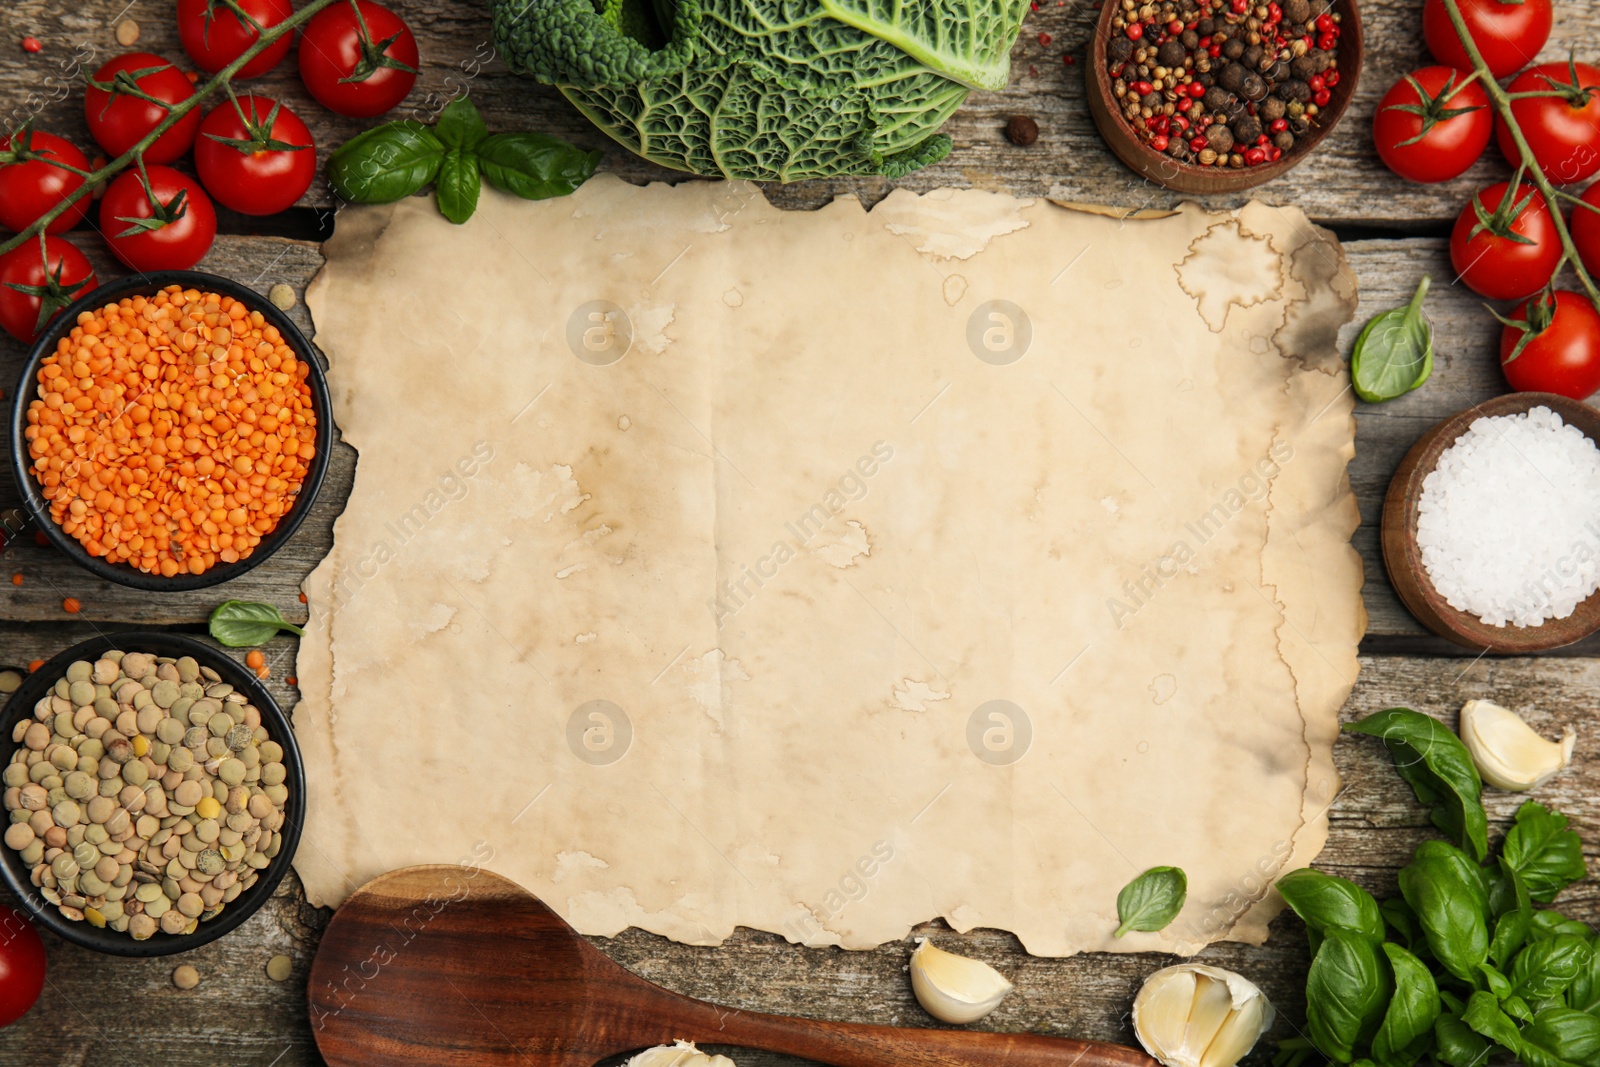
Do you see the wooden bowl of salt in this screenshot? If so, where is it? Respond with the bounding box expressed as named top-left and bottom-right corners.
top-left (1382, 392), bottom-right (1600, 653)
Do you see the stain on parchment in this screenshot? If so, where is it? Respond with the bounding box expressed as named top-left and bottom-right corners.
top-left (1176, 220), bottom-right (1283, 332)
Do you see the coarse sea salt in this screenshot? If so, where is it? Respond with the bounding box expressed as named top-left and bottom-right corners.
top-left (1417, 406), bottom-right (1600, 628)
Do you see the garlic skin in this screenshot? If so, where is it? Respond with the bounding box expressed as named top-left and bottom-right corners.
top-left (1459, 699), bottom-right (1575, 792)
top-left (1132, 964), bottom-right (1274, 1067)
top-left (625, 1042), bottom-right (737, 1067)
top-left (908, 938), bottom-right (1015, 1024)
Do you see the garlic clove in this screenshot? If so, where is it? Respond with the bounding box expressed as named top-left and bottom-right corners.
top-left (1459, 699), bottom-right (1575, 792)
top-left (908, 938), bottom-right (1014, 1024)
top-left (1133, 964), bottom-right (1274, 1067)
top-left (626, 1042), bottom-right (737, 1067)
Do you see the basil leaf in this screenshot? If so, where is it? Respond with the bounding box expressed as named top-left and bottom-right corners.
top-left (1503, 995), bottom-right (1534, 1024)
top-left (208, 600), bottom-right (305, 647)
top-left (435, 96), bottom-right (488, 150)
top-left (1398, 839), bottom-right (1489, 984)
top-left (1373, 942), bottom-right (1441, 1067)
top-left (1350, 275), bottom-right (1434, 403)
top-left (1531, 910), bottom-right (1594, 942)
top-left (1345, 708), bottom-right (1487, 862)
top-left (1434, 1014), bottom-right (1491, 1067)
top-left (1512, 934), bottom-right (1593, 1001)
top-left (1278, 869), bottom-right (1386, 945)
top-left (1520, 1007), bottom-right (1600, 1067)
top-left (1113, 866), bottom-right (1186, 937)
top-left (1382, 896), bottom-right (1425, 952)
top-left (1462, 990), bottom-right (1522, 1054)
top-left (1566, 936), bottom-right (1600, 1016)
top-left (435, 148), bottom-right (481, 225)
top-left (1487, 858), bottom-right (1534, 968)
top-left (1479, 963), bottom-right (1512, 999)
top-left (1505, 802), bottom-right (1589, 905)
top-left (1307, 930), bottom-right (1393, 1064)
top-left (477, 132), bottom-right (601, 201)
top-left (327, 121), bottom-right (446, 205)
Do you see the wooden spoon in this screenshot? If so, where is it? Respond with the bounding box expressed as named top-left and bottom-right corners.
top-left (309, 865), bottom-right (1160, 1067)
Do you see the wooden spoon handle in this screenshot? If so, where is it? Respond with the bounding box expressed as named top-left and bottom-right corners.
top-left (684, 1005), bottom-right (1159, 1067)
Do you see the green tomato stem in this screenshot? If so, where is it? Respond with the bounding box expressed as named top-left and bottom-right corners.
top-left (0, 0), bottom-right (346, 259)
top-left (1437, 0), bottom-right (1600, 309)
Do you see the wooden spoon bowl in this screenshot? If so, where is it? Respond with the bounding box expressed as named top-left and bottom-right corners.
top-left (1380, 392), bottom-right (1600, 653)
top-left (1085, 0), bottom-right (1364, 194)
top-left (309, 866), bottom-right (1160, 1067)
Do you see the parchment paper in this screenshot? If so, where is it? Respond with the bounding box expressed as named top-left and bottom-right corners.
top-left (294, 177), bottom-right (1365, 956)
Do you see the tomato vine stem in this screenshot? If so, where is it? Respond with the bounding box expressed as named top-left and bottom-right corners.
top-left (0, 0), bottom-right (345, 259)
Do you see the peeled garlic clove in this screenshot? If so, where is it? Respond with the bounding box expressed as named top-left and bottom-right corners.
top-left (626, 1042), bottom-right (737, 1067)
top-left (908, 938), bottom-right (1014, 1024)
top-left (1459, 699), bottom-right (1574, 792)
top-left (1132, 964), bottom-right (1274, 1067)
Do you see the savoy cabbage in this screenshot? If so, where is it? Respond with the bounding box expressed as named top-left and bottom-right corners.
top-left (489, 0), bottom-right (1028, 181)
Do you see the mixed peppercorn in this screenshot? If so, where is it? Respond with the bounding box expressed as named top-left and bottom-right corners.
top-left (1106, 0), bottom-right (1343, 168)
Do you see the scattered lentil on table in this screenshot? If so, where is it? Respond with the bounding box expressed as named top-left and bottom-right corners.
top-left (115, 19), bottom-right (140, 46)
top-left (21, 286), bottom-right (318, 578)
top-left (1105, 0), bottom-right (1343, 168)
top-left (267, 284), bottom-right (297, 311)
top-left (0, 671), bottom-right (21, 696)
top-left (265, 954), bottom-right (292, 981)
top-left (172, 964), bottom-right (199, 990)
top-left (2, 650), bottom-right (291, 938)
top-left (1006, 115), bottom-right (1041, 146)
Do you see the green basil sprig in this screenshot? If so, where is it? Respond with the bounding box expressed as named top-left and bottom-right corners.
top-left (1278, 868), bottom-right (1386, 948)
top-left (1372, 942), bottom-right (1441, 1067)
top-left (1346, 707), bottom-right (1488, 862)
top-left (209, 600), bottom-right (305, 648)
top-left (327, 97), bottom-right (600, 224)
top-left (1520, 1007), bottom-right (1600, 1067)
top-left (1398, 840), bottom-right (1489, 985)
top-left (1350, 275), bottom-right (1434, 403)
top-left (1113, 865), bottom-right (1186, 937)
top-left (1307, 930), bottom-right (1393, 1064)
top-left (1504, 801), bottom-right (1590, 905)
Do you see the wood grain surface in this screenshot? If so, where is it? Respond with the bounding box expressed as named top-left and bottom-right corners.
top-left (3, 0), bottom-right (1600, 1063)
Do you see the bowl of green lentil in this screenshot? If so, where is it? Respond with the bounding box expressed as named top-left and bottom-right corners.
top-left (0, 632), bottom-right (304, 956)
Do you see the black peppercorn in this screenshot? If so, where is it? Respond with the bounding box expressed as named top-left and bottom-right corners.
top-left (1289, 54), bottom-right (1317, 80)
top-left (1180, 28), bottom-right (1200, 48)
top-left (1222, 38), bottom-right (1245, 60)
top-left (1005, 115), bottom-right (1039, 145)
top-left (1240, 43), bottom-right (1263, 68)
top-left (1273, 130), bottom-right (1295, 151)
top-left (1206, 125), bottom-right (1234, 153)
top-left (1217, 61), bottom-right (1248, 92)
top-left (1282, 0), bottom-right (1310, 23)
top-left (1240, 72), bottom-right (1266, 100)
top-left (1109, 36), bottom-right (1134, 63)
top-left (1266, 59), bottom-right (1289, 81)
top-left (1141, 90), bottom-right (1164, 109)
top-left (1259, 95), bottom-right (1286, 122)
top-left (1276, 77), bottom-right (1312, 102)
top-left (1196, 16), bottom-right (1215, 34)
top-left (1203, 85), bottom-right (1234, 112)
top-left (1157, 39), bottom-right (1187, 67)
top-left (1230, 114), bottom-right (1262, 144)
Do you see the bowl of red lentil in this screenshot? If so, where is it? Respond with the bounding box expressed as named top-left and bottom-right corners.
top-left (1086, 0), bottom-right (1363, 194)
top-left (9, 271), bottom-right (334, 591)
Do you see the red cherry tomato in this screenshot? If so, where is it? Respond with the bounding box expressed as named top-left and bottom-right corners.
top-left (99, 165), bottom-right (217, 272)
top-left (1372, 67), bottom-right (1493, 184)
top-left (298, 0), bottom-right (420, 118)
top-left (177, 0), bottom-right (295, 79)
top-left (0, 907), bottom-right (46, 1027)
top-left (1498, 62), bottom-right (1600, 185)
top-left (0, 128), bottom-right (91, 234)
top-left (1500, 291), bottom-right (1600, 399)
top-left (194, 95), bottom-right (316, 215)
top-left (1573, 182), bottom-right (1600, 280)
top-left (1449, 182), bottom-right (1563, 301)
top-left (0, 235), bottom-right (98, 343)
top-left (83, 53), bottom-right (201, 164)
top-left (1422, 0), bottom-right (1550, 79)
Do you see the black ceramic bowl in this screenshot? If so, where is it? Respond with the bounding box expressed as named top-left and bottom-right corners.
top-left (0, 632), bottom-right (304, 956)
top-left (8, 270), bottom-right (334, 591)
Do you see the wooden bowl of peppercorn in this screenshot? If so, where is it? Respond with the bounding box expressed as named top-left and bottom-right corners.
top-left (1086, 0), bottom-right (1363, 194)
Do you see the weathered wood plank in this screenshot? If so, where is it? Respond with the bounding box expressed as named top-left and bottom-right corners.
top-left (0, 231), bottom-right (1586, 648)
top-left (4, 644), bottom-right (1597, 1066)
top-left (1, 0), bottom-right (1595, 226)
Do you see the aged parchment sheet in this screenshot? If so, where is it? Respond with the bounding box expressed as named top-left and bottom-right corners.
top-left (294, 177), bottom-right (1364, 956)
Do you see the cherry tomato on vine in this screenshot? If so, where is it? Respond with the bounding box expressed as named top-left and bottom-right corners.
top-left (1573, 181), bottom-right (1600, 280)
top-left (1500, 290), bottom-right (1600, 399)
top-left (1422, 0), bottom-right (1550, 80)
top-left (0, 234), bottom-right (97, 343)
top-left (0, 128), bottom-right (91, 234)
top-left (83, 53), bottom-right (201, 164)
top-left (0, 907), bottom-right (46, 1026)
top-left (177, 0), bottom-right (295, 79)
top-left (1449, 182), bottom-right (1563, 301)
top-left (1498, 61), bottom-right (1600, 185)
top-left (99, 166), bottom-right (217, 272)
top-left (195, 95), bottom-right (316, 215)
top-left (298, 0), bottom-right (420, 118)
top-left (1373, 67), bottom-right (1493, 184)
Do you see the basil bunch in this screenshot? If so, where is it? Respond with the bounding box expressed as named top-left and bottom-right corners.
top-left (1275, 708), bottom-right (1592, 1067)
top-left (326, 97), bottom-right (601, 224)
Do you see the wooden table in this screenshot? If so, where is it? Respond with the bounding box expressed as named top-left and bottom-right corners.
top-left (3, 0), bottom-right (1600, 1063)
